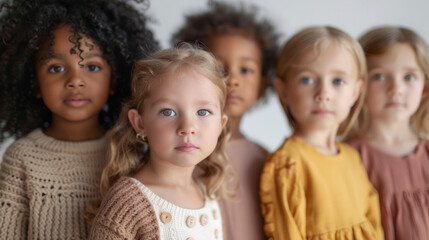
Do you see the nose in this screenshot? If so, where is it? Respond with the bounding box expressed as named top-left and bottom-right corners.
top-left (66, 68), bottom-right (85, 89)
top-left (227, 71), bottom-right (239, 87)
top-left (177, 115), bottom-right (196, 136)
top-left (387, 77), bottom-right (404, 97)
top-left (315, 82), bottom-right (331, 102)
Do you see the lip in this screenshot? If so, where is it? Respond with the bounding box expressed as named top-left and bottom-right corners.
top-left (227, 92), bottom-right (242, 103)
top-left (175, 143), bottom-right (198, 152)
top-left (311, 108), bottom-right (332, 115)
top-left (385, 101), bottom-right (402, 108)
top-left (64, 95), bottom-right (91, 107)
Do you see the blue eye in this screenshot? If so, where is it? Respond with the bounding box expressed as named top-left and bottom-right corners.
top-left (300, 77), bottom-right (314, 85)
top-left (404, 74), bottom-right (416, 81)
top-left (372, 73), bottom-right (386, 81)
top-left (161, 109), bottom-right (176, 116)
top-left (86, 64), bottom-right (100, 72)
top-left (48, 65), bottom-right (65, 73)
top-left (197, 109), bottom-right (210, 116)
top-left (333, 78), bottom-right (344, 85)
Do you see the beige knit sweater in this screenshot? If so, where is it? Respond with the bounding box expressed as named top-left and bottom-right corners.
top-left (89, 176), bottom-right (160, 239)
top-left (0, 129), bottom-right (109, 239)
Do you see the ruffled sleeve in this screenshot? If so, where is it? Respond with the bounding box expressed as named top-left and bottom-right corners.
top-left (365, 182), bottom-right (384, 240)
top-left (260, 150), bottom-right (306, 240)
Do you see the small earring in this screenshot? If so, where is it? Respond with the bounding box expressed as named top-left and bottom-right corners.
top-left (136, 133), bottom-right (147, 142)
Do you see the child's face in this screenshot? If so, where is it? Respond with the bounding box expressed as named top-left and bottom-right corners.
top-left (205, 34), bottom-right (263, 119)
top-left (278, 41), bottom-right (361, 133)
top-left (35, 25), bottom-right (111, 127)
top-left (134, 69), bottom-right (227, 168)
top-left (365, 43), bottom-right (425, 123)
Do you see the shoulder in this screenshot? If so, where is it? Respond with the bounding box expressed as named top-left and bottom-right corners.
top-left (92, 177), bottom-right (159, 238)
top-left (344, 138), bottom-right (367, 153)
top-left (264, 137), bottom-right (303, 167)
top-left (2, 129), bottom-right (42, 161)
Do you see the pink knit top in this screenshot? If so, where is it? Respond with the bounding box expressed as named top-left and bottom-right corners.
top-left (348, 138), bottom-right (429, 240)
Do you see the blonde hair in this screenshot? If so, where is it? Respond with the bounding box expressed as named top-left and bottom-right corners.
top-left (86, 44), bottom-right (231, 222)
top-left (353, 26), bottom-right (429, 137)
top-left (276, 26), bottom-right (367, 138)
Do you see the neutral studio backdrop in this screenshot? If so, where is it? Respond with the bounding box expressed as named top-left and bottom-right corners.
top-left (1, 0), bottom-right (429, 158)
top-left (146, 0), bottom-right (429, 152)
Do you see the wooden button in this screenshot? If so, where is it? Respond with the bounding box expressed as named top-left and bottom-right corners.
top-left (212, 209), bottom-right (218, 220)
top-left (214, 228), bottom-right (219, 239)
top-left (200, 214), bottom-right (208, 226)
top-left (160, 212), bottom-right (172, 224)
top-left (186, 215), bottom-right (196, 228)
top-left (186, 238), bottom-right (195, 240)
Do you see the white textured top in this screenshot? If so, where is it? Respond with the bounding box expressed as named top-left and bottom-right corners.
top-left (0, 128), bottom-right (109, 240)
top-left (131, 177), bottom-right (223, 240)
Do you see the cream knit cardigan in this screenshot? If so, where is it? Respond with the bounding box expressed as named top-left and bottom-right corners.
top-left (0, 129), bottom-right (108, 239)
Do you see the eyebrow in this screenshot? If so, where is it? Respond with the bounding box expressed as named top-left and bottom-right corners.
top-left (216, 56), bottom-right (260, 64)
top-left (37, 52), bottom-right (104, 63)
top-left (151, 98), bottom-right (220, 109)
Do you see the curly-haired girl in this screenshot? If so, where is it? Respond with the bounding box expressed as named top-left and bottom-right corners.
top-left (171, 2), bottom-right (279, 239)
top-left (88, 45), bottom-right (230, 240)
top-left (0, 0), bottom-right (158, 239)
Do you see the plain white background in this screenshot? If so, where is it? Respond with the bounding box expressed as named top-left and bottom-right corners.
top-left (1, 0), bottom-right (429, 158)
top-left (146, 0), bottom-right (429, 152)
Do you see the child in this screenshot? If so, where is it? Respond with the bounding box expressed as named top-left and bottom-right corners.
top-left (172, 2), bottom-right (279, 239)
top-left (260, 26), bottom-right (384, 239)
top-left (347, 26), bottom-right (429, 240)
top-left (0, 0), bottom-right (158, 239)
top-left (88, 45), bottom-right (230, 239)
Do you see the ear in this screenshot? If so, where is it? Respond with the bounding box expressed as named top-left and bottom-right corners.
top-left (128, 109), bottom-right (145, 135)
top-left (422, 83), bottom-right (429, 99)
top-left (221, 114), bottom-right (228, 130)
top-left (274, 76), bottom-right (288, 105)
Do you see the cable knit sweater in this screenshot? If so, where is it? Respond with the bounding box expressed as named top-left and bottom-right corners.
top-left (0, 128), bottom-right (109, 239)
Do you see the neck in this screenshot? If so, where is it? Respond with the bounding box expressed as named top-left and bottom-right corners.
top-left (44, 117), bottom-right (105, 141)
top-left (294, 125), bottom-right (339, 155)
top-left (228, 115), bottom-right (245, 139)
top-left (363, 118), bottom-right (419, 157)
top-left (365, 118), bottom-right (417, 144)
top-left (137, 160), bottom-right (196, 188)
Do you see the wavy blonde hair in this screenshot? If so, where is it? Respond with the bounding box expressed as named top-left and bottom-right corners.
top-left (276, 26), bottom-right (367, 138)
top-left (352, 26), bottom-right (429, 138)
top-left (86, 44), bottom-right (231, 222)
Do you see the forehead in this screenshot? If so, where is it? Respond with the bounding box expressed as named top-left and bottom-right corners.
top-left (147, 68), bottom-right (223, 101)
top-left (206, 33), bottom-right (262, 63)
top-left (37, 25), bottom-right (101, 60)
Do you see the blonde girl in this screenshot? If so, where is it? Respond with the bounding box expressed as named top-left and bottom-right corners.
top-left (347, 26), bottom-right (429, 240)
top-left (260, 26), bottom-right (384, 239)
top-left (88, 45), bottom-right (231, 240)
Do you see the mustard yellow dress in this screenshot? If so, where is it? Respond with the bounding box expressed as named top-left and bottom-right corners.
top-left (260, 137), bottom-right (384, 240)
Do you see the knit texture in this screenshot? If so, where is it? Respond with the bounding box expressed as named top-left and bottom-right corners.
top-left (0, 128), bottom-right (109, 239)
top-left (131, 177), bottom-right (223, 240)
top-left (89, 177), bottom-right (160, 239)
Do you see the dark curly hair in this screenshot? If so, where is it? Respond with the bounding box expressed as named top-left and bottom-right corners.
top-left (171, 0), bottom-right (280, 93)
top-left (0, 0), bottom-right (159, 141)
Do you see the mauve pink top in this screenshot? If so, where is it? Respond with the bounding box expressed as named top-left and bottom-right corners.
top-left (347, 138), bottom-right (429, 240)
top-left (220, 138), bottom-right (267, 240)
